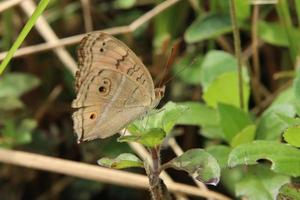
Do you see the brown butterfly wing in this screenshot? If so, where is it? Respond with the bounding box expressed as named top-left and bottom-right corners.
top-left (72, 68), bottom-right (153, 142)
top-left (75, 32), bottom-right (155, 99)
top-left (72, 32), bottom-right (165, 142)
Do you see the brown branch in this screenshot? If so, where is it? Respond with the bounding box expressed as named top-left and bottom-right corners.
top-left (0, 148), bottom-right (231, 200)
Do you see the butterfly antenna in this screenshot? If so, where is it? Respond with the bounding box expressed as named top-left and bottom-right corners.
top-left (158, 47), bottom-right (175, 88)
top-left (162, 57), bottom-right (198, 86)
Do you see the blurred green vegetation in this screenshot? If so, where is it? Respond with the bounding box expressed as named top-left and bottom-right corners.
top-left (1, 0), bottom-right (300, 199)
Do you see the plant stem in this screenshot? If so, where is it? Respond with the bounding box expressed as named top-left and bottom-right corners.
top-left (149, 146), bottom-right (163, 200)
top-left (0, 0), bottom-right (50, 75)
top-left (229, 0), bottom-right (244, 110)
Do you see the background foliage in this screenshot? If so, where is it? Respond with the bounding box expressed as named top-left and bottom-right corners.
top-left (0, 0), bottom-right (300, 199)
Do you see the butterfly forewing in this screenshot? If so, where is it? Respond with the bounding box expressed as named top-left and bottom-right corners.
top-left (76, 32), bottom-right (155, 98)
top-left (72, 32), bottom-right (164, 142)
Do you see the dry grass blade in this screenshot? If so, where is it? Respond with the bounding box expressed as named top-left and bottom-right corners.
top-left (0, 0), bottom-right (27, 13)
top-left (0, 149), bottom-right (231, 200)
top-left (20, 0), bottom-right (78, 74)
top-left (80, 0), bottom-right (93, 32)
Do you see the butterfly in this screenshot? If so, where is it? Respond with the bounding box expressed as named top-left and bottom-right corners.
top-left (72, 32), bottom-right (165, 143)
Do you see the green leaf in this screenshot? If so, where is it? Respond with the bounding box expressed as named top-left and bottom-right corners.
top-left (228, 141), bottom-right (300, 177)
top-left (0, 72), bottom-right (40, 98)
top-left (0, 96), bottom-right (24, 110)
top-left (184, 14), bottom-right (232, 43)
top-left (16, 119), bottom-right (37, 144)
top-left (256, 104), bottom-right (297, 140)
top-left (118, 128), bottom-right (166, 148)
top-left (130, 101), bottom-right (188, 134)
top-left (0, 118), bottom-right (36, 148)
top-left (235, 0), bottom-right (250, 20)
top-left (258, 20), bottom-right (300, 47)
top-left (203, 72), bottom-right (250, 110)
top-left (177, 102), bottom-right (218, 126)
top-left (97, 153), bottom-right (143, 169)
top-left (173, 55), bottom-right (203, 85)
top-left (113, 0), bottom-right (136, 9)
top-left (206, 145), bottom-right (231, 169)
top-left (200, 50), bottom-right (237, 89)
top-left (231, 125), bottom-right (256, 147)
top-left (277, 183), bottom-right (300, 200)
top-left (175, 102), bottom-right (224, 139)
top-left (201, 125), bottom-right (224, 140)
top-left (166, 149), bottom-right (220, 185)
top-left (123, 102), bottom-right (187, 147)
top-left (283, 125), bottom-right (300, 147)
top-left (235, 166), bottom-right (290, 200)
top-left (218, 103), bottom-right (253, 143)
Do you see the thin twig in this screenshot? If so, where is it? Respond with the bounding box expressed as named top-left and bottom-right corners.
top-left (0, 148), bottom-right (231, 200)
top-left (128, 142), bottom-right (189, 200)
top-left (0, 0), bottom-right (27, 13)
top-left (149, 147), bottom-right (163, 200)
top-left (229, 0), bottom-right (244, 110)
top-left (80, 0), bottom-right (93, 32)
top-left (216, 36), bottom-right (233, 53)
top-left (34, 85), bottom-right (63, 122)
top-left (251, 5), bottom-right (261, 81)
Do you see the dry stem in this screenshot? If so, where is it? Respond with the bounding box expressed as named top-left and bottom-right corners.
top-left (0, 148), bottom-right (231, 200)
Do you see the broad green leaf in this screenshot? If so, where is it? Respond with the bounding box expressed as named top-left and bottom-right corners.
top-left (256, 104), bottom-right (297, 140)
top-left (177, 102), bottom-right (218, 126)
top-left (97, 153), bottom-right (143, 169)
top-left (0, 72), bottom-right (40, 98)
top-left (166, 149), bottom-right (220, 185)
top-left (231, 125), bottom-right (256, 147)
top-left (201, 125), bottom-right (224, 140)
top-left (123, 102), bottom-right (187, 146)
top-left (236, 166), bottom-right (290, 200)
top-left (218, 103), bottom-right (253, 143)
top-left (206, 145), bottom-right (231, 169)
top-left (228, 141), bottom-right (300, 177)
top-left (184, 14), bottom-right (232, 43)
top-left (137, 128), bottom-right (166, 147)
top-left (130, 102), bottom-right (188, 134)
top-left (283, 125), bottom-right (300, 147)
top-left (272, 86), bottom-right (300, 116)
top-left (0, 96), bottom-right (23, 110)
top-left (277, 183), bottom-right (300, 200)
top-left (173, 55), bottom-right (203, 85)
top-left (176, 102), bottom-right (224, 139)
top-left (113, 0), bottom-right (136, 9)
top-left (200, 50), bottom-right (237, 89)
top-left (203, 72), bottom-right (250, 110)
top-left (258, 20), bottom-right (300, 47)
top-left (126, 123), bottom-right (140, 135)
top-left (118, 128), bottom-right (166, 147)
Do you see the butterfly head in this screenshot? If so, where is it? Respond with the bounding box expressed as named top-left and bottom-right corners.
top-left (152, 85), bottom-right (165, 108)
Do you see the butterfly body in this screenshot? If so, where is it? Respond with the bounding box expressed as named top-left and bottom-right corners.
top-left (72, 32), bottom-right (164, 143)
